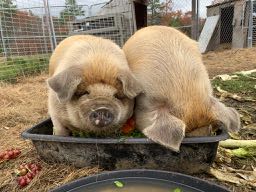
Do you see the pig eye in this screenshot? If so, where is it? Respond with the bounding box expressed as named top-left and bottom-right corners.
top-left (114, 93), bottom-right (125, 100)
top-left (74, 91), bottom-right (89, 98)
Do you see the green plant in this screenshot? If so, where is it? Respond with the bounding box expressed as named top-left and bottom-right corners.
top-left (211, 73), bottom-right (256, 97)
top-left (0, 55), bottom-right (49, 82)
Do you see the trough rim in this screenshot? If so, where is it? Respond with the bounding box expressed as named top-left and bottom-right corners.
top-left (21, 118), bottom-right (229, 144)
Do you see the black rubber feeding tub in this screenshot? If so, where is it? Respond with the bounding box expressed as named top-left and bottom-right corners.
top-left (21, 119), bottom-right (229, 174)
top-left (50, 169), bottom-right (230, 192)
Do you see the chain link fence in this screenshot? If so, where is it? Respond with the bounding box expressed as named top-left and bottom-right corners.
top-left (0, 0), bottom-right (137, 82)
top-left (147, 0), bottom-right (206, 40)
top-left (0, 0), bottom-right (255, 82)
top-left (251, 0), bottom-right (256, 45)
top-left (0, 0), bottom-right (49, 82)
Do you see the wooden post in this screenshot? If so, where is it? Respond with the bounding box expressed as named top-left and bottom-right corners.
top-left (191, 0), bottom-right (199, 40)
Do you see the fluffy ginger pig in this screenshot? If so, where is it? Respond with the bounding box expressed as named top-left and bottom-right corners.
top-left (47, 35), bottom-right (141, 136)
top-left (123, 26), bottom-right (240, 151)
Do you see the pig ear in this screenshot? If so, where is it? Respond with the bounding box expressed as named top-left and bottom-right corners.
top-left (117, 70), bottom-right (142, 99)
top-left (211, 97), bottom-right (241, 133)
top-left (136, 108), bottom-right (186, 152)
top-left (47, 66), bottom-right (82, 103)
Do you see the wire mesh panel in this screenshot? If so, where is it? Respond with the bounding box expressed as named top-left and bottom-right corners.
top-left (48, 0), bottom-right (137, 48)
top-left (45, 0), bottom-right (88, 47)
top-left (220, 5), bottom-right (234, 44)
top-left (252, 0), bottom-right (256, 45)
top-left (241, 0), bottom-right (256, 48)
top-left (0, 0), bottom-right (51, 82)
top-left (0, 0), bottom-right (139, 82)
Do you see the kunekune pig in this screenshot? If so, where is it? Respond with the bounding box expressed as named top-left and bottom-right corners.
top-left (123, 26), bottom-right (240, 151)
top-left (47, 35), bottom-right (141, 136)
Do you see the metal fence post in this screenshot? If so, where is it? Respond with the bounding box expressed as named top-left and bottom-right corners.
top-left (0, 17), bottom-right (7, 59)
top-left (247, 0), bottom-right (253, 48)
top-left (196, 0), bottom-right (200, 37)
top-left (41, 16), bottom-right (49, 54)
top-left (89, 5), bottom-right (92, 17)
top-left (192, 0), bottom-right (199, 40)
top-left (43, 0), bottom-right (57, 51)
top-left (131, 0), bottom-right (137, 33)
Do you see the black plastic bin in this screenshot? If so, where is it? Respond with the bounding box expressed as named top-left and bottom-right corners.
top-left (21, 118), bottom-right (229, 174)
top-left (50, 169), bottom-right (230, 192)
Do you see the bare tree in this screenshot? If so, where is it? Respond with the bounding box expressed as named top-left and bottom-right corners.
top-left (163, 0), bottom-right (173, 15)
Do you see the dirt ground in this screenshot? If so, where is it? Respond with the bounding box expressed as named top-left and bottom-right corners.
top-left (0, 48), bottom-right (256, 192)
top-left (203, 47), bottom-right (256, 78)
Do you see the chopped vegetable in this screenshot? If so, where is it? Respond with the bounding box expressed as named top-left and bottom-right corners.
top-left (114, 180), bottom-right (124, 188)
top-left (121, 117), bottom-right (135, 134)
top-left (172, 187), bottom-right (182, 192)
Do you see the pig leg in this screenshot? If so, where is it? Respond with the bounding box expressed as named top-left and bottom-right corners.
top-left (135, 104), bottom-right (186, 152)
top-left (51, 117), bottom-right (70, 136)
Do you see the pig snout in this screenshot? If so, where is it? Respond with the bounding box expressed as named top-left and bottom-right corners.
top-left (89, 108), bottom-right (114, 127)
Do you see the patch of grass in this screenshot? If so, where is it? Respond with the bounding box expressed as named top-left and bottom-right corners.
top-left (211, 73), bottom-right (256, 97)
top-left (250, 72), bottom-right (256, 78)
top-left (0, 55), bottom-right (49, 82)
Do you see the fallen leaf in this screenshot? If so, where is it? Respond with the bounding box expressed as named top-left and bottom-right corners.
top-left (209, 168), bottom-right (244, 185)
top-left (209, 168), bottom-right (256, 187)
top-left (243, 123), bottom-right (256, 130)
top-left (216, 86), bottom-right (228, 93)
top-left (236, 69), bottom-right (256, 75)
top-left (240, 114), bottom-right (253, 125)
top-left (216, 87), bottom-right (256, 102)
top-left (228, 132), bottom-right (241, 140)
top-left (215, 151), bottom-right (232, 164)
top-left (225, 166), bottom-right (256, 183)
top-left (236, 172), bottom-right (255, 181)
top-left (214, 74), bottom-right (233, 81)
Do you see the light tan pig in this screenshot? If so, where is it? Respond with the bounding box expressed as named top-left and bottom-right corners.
top-left (123, 26), bottom-right (240, 151)
top-left (47, 35), bottom-right (141, 136)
